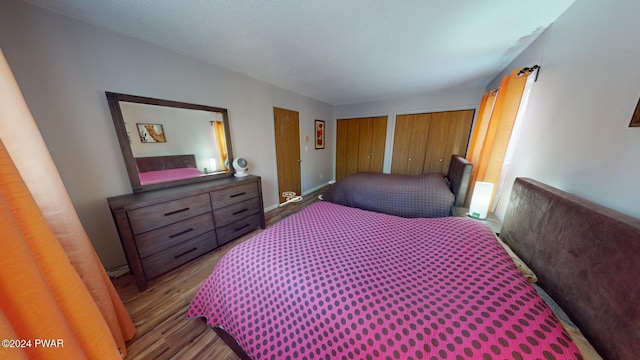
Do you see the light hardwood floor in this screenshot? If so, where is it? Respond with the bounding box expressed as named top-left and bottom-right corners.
top-left (112, 191), bottom-right (321, 359)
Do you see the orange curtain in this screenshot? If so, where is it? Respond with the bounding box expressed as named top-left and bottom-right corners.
top-left (466, 68), bottom-right (530, 206)
top-left (0, 49), bottom-right (135, 359)
top-left (213, 120), bottom-right (227, 169)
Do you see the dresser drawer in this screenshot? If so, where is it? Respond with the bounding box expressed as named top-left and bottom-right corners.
top-left (135, 212), bottom-right (215, 258)
top-left (210, 182), bottom-right (259, 210)
top-left (213, 197), bottom-right (261, 227)
top-left (141, 231), bottom-right (217, 280)
top-left (128, 193), bottom-right (212, 235)
top-left (216, 213), bottom-right (261, 245)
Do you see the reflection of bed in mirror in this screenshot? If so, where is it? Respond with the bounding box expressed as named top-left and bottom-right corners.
top-left (135, 154), bottom-right (205, 185)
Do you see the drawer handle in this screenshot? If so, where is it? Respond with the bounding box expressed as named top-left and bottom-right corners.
top-left (229, 192), bottom-right (246, 198)
top-left (232, 208), bottom-right (249, 216)
top-left (174, 247), bottom-right (197, 259)
top-left (234, 224), bottom-right (250, 232)
top-left (164, 207), bottom-right (190, 216)
top-left (169, 228), bottom-right (194, 238)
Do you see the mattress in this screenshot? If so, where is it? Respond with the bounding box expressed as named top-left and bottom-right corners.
top-left (187, 202), bottom-right (582, 359)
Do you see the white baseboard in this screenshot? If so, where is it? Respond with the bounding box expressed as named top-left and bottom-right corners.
top-left (302, 182), bottom-right (331, 195)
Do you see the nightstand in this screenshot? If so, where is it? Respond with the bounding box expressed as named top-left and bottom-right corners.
top-left (451, 206), bottom-right (502, 235)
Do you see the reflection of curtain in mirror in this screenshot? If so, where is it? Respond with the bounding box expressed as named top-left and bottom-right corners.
top-left (0, 49), bottom-right (135, 359)
top-left (212, 120), bottom-right (227, 169)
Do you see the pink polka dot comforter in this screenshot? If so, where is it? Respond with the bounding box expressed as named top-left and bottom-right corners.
top-left (187, 202), bottom-right (582, 359)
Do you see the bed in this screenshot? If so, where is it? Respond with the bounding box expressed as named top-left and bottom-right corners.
top-left (135, 154), bottom-right (204, 185)
top-left (320, 154), bottom-right (472, 218)
top-left (186, 177), bottom-right (640, 359)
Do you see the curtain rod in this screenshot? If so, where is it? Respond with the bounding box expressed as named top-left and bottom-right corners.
top-left (517, 64), bottom-right (540, 81)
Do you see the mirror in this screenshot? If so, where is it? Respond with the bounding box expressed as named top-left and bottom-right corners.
top-left (106, 92), bottom-right (234, 192)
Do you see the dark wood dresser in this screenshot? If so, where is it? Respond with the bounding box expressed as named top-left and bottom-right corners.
top-left (108, 175), bottom-right (265, 290)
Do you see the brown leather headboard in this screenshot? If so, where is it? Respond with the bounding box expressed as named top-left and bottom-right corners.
top-left (446, 155), bottom-right (472, 207)
top-left (500, 178), bottom-right (640, 360)
top-left (135, 154), bottom-right (197, 172)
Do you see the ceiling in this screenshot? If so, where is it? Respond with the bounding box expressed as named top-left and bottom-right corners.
top-left (23, 0), bottom-right (575, 106)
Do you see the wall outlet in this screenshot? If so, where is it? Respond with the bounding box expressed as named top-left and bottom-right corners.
top-left (320, 172), bottom-right (323, 178)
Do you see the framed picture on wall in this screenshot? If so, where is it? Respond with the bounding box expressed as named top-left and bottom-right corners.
top-left (630, 97), bottom-right (640, 127)
top-left (137, 123), bottom-right (166, 143)
top-left (315, 120), bottom-right (325, 149)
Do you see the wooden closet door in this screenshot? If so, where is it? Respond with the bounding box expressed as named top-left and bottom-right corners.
top-left (336, 116), bottom-right (387, 180)
top-left (391, 114), bottom-right (431, 175)
top-left (356, 116), bottom-right (387, 172)
top-left (335, 119), bottom-right (360, 181)
top-left (392, 109), bottom-right (474, 175)
top-left (344, 120), bottom-right (360, 178)
top-left (442, 110), bottom-right (474, 174)
top-left (369, 116), bottom-right (387, 172)
top-left (357, 117), bottom-right (374, 171)
top-left (423, 112), bottom-right (451, 173)
top-left (335, 120), bottom-right (349, 181)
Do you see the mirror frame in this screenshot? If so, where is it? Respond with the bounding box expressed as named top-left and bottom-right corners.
top-left (106, 92), bottom-right (234, 192)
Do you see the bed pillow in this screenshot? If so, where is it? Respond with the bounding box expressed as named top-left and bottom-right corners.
top-left (496, 236), bottom-right (538, 283)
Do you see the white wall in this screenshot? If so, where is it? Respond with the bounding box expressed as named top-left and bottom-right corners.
top-left (0, 0), bottom-right (333, 269)
top-left (333, 87), bottom-right (484, 173)
top-left (487, 0), bottom-right (640, 219)
top-left (8, 0), bottom-right (637, 271)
